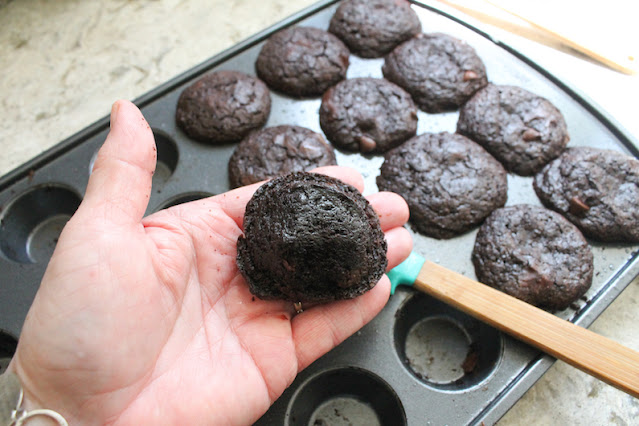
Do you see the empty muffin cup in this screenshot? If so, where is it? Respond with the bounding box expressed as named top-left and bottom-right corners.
top-left (151, 130), bottom-right (179, 187)
top-left (394, 292), bottom-right (502, 391)
top-left (0, 185), bottom-right (81, 263)
top-left (90, 129), bottom-right (178, 189)
top-left (287, 367), bottom-right (406, 426)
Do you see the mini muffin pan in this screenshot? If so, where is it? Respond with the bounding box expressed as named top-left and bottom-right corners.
top-left (1, 0), bottom-right (638, 423)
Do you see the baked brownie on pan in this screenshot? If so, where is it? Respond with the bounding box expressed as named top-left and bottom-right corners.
top-left (255, 26), bottom-right (349, 97)
top-left (319, 77), bottom-right (418, 153)
top-left (228, 125), bottom-right (337, 188)
top-left (175, 70), bottom-right (271, 144)
top-left (328, 0), bottom-right (421, 58)
top-left (237, 172), bottom-right (387, 303)
top-left (377, 132), bottom-right (508, 239)
top-left (534, 147), bottom-right (639, 243)
top-left (472, 205), bottom-right (593, 311)
top-left (457, 84), bottom-right (570, 176)
top-left (382, 32), bottom-right (488, 113)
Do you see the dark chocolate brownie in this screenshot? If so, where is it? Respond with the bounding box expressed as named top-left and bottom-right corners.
top-left (457, 84), bottom-right (570, 176)
top-left (237, 172), bottom-right (387, 303)
top-left (228, 125), bottom-right (337, 188)
top-left (255, 26), bottom-right (349, 97)
top-left (175, 70), bottom-right (271, 144)
top-left (382, 33), bottom-right (488, 113)
top-left (472, 205), bottom-right (593, 311)
top-left (319, 77), bottom-right (418, 153)
top-left (534, 147), bottom-right (639, 243)
top-left (328, 0), bottom-right (421, 58)
top-left (377, 132), bottom-right (508, 239)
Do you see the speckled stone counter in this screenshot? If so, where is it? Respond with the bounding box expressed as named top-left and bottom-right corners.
top-left (1, 0), bottom-right (638, 424)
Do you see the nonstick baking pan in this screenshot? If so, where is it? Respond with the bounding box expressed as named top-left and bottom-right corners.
top-left (1, 1), bottom-right (638, 425)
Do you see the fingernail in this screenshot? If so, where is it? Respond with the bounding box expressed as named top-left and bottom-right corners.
top-left (110, 101), bottom-right (121, 127)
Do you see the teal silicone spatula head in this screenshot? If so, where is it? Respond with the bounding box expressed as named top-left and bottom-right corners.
top-left (387, 251), bottom-right (425, 294)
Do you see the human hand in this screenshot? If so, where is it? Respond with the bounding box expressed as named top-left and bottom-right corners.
top-left (9, 100), bottom-right (412, 425)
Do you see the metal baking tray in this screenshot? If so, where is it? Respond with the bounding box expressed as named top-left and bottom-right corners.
top-left (1, 1), bottom-right (638, 424)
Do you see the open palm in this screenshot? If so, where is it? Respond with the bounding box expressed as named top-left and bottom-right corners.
top-left (9, 101), bottom-right (411, 425)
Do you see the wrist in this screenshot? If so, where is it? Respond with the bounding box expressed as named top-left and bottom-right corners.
top-left (3, 367), bottom-right (68, 426)
top-left (19, 392), bottom-right (66, 426)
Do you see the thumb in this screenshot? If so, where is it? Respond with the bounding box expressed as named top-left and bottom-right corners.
top-left (79, 100), bottom-right (157, 227)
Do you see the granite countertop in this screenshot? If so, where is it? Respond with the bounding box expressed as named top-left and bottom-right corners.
top-left (1, 0), bottom-right (637, 424)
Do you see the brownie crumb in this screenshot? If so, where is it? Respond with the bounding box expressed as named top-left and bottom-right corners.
top-left (462, 344), bottom-right (479, 374)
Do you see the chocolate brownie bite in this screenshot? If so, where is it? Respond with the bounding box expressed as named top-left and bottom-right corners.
top-left (328, 0), bottom-right (421, 58)
top-left (382, 33), bottom-right (488, 113)
top-left (228, 125), bottom-right (337, 188)
top-left (175, 70), bottom-right (271, 144)
top-left (534, 147), bottom-right (639, 243)
top-left (457, 84), bottom-right (570, 176)
top-left (255, 26), bottom-right (349, 97)
top-left (377, 132), bottom-right (507, 239)
top-left (319, 77), bottom-right (418, 153)
top-left (237, 172), bottom-right (387, 303)
top-left (472, 205), bottom-right (593, 311)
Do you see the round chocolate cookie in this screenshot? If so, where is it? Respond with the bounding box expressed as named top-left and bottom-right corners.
top-left (255, 26), bottom-right (349, 97)
top-left (328, 0), bottom-right (421, 58)
top-left (534, 147), bottom-right (639, 243)
top-left (377, 132), bottom-right (508, 239)
top-left (175, 70), bottom-right (271, 144)
top-left (237, 172), bottom-right (387, 303)
top-left (319, 77), bottom-right (418, 153)
top-left (228, 125), bottom-right (337, 188)
top-left (472, 205), bottom-right (593, 311)
top-left (382, 33), bottom-right (488, 113)
top-left (457, 84), bottom-right (570, 176)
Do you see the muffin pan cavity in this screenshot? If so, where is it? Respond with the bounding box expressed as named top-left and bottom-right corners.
top-left (151, 130), bottom-right (179, 188)
top-left (394, 293), bottom-right (502, 391)
top-left (287, 367), bottom-right (406, 426)
top-left (0, 185), bottom-right (81, 263)
top-left (88, 129), bottom-right (178, 191)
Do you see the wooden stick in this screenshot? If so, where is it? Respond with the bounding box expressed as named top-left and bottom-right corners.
top-left (413, 260), bottom-right (639, 398)
top-left (433, 0), bottom-right (638, 74)
top-left (483, 0), bottom-right (637, 74)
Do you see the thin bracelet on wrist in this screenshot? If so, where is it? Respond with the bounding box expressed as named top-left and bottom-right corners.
top-left (9, 380), bottom-right (68, 426)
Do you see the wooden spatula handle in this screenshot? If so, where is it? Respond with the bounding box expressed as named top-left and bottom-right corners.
top-left (414, 260), bottom-right (639, 398)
